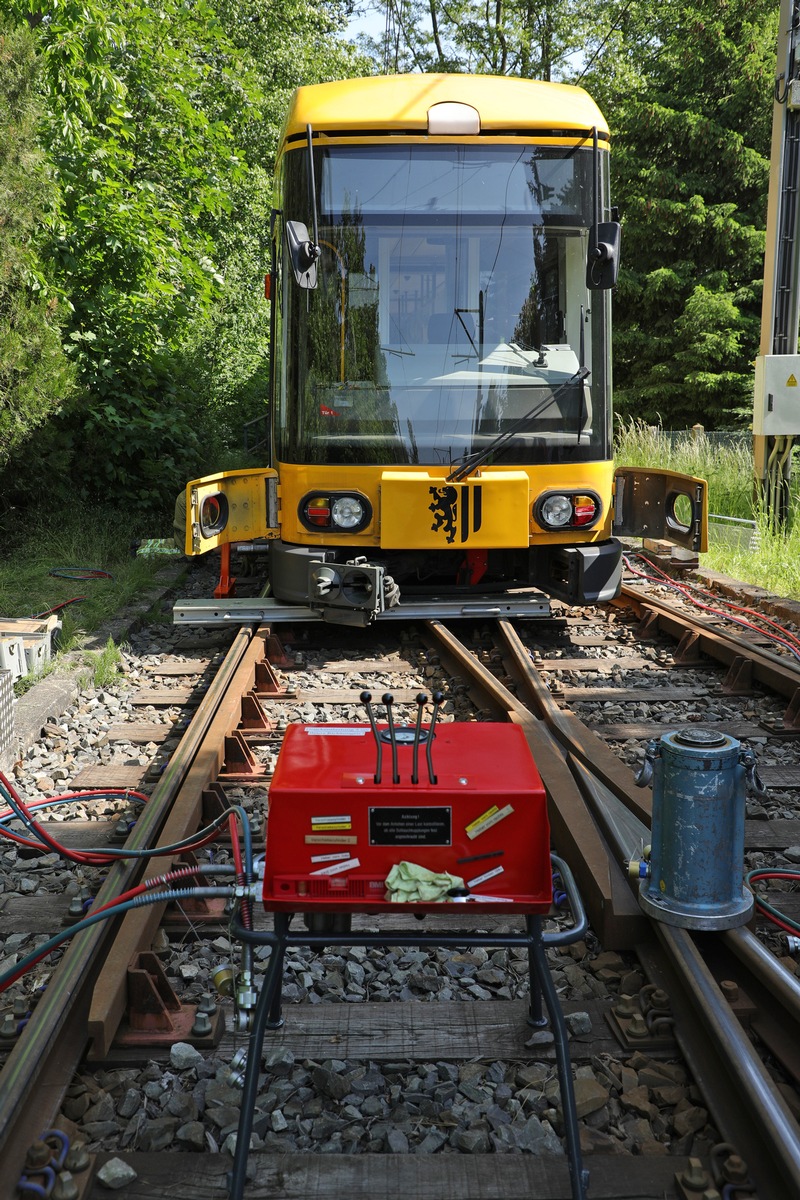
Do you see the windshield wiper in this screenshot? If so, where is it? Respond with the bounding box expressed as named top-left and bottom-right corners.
top-left (455, 307), bottom-right (480, 358)
top-left (446, 366), bottom-right (590, 483)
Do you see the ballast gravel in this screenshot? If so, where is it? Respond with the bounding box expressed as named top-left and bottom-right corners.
top-left (2, 567), bottom-right (799, 1166)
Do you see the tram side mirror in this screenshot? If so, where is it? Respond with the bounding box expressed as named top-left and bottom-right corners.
top-left (586, 221), bottom-right (621, 291)
top-left (286, 220), bottom-right (319, 289)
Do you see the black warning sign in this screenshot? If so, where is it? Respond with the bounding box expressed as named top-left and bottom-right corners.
top-left (368, 806), bottom-right (452, 846)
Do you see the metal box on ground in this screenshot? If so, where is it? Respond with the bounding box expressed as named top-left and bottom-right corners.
top-left (262, 721), bottom-right (552, 914)
top-left (0, 616), bottom-right (57, 680)
top-left (0, 637), bottom-right (25, 683)
top-left (20, 636), bottom-right (48, 675)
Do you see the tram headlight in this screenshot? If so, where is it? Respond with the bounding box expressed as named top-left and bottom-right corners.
top-left (331, 496), bottom-right (365, 530)
top-left (536, 491), bottom-right (601, 530)
top-left (539, 494), bottom-right (573, 528)
top-left (299, 492), bottom-right (372, 533)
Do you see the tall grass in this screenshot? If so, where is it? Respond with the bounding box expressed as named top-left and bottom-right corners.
top-left (615, 420), bottom-right (800, 599)
top-left (0, 503), bottom-right (183, 640)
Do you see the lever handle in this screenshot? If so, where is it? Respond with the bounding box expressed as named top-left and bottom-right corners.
top-left (411, 692), bottom-right (428, 784)
top-left (382, 692), bottom-right (400, 783)
top-left (360, 690), bottom-right (382, 784)
top-left (427, 690), bottom-right (443, 784)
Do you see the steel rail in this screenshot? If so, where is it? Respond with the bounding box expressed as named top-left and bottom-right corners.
top-left (643, 924), bottom-right (800, 1198)
top-left (712, 924), bottom-right (800, 1084)
top-left (619, 582), bottom-right (800, 701)
top-left (431, 613), bottom-right (800, 1192)
top-left (423, 619), bottom-right (648, 948)
top-left (87, 627), bottom-right (274, 1058)
top-left (496, 618), bottom-right (652, 827)
top-left (0, 622), bottom-right (257, 1185)
top-left (723, 923), bottom-right (800, 1017)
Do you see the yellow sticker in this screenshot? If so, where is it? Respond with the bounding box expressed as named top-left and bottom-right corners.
top-left (466, 805), bottom-right (499, 832)
top-left (465, 804), bottom-right (514, 840)
top-left (788, 374), bottom-right (798, 387)
top-left (305, 834), bottom-right (358, 844)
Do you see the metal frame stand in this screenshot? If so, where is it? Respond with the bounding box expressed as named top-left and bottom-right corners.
top-left (229, 855), bottom-right (589, 1200)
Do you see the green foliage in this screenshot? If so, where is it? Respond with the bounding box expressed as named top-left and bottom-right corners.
top-left (615, 418), bottom-right (800, 598)
top-left (583, 0), bottom-right (776, 427)
top-left (215, 0), bottom-right (369, 163)
top-left (2, 0), bottom-right (260, 506)
top-left (354, 0), bottom-right (589, 79)
top-left (79, 636), bottom-right (125, 689)
top-left (0, 0), bottom-right (370, 511)
top-left (174, 164), bottom-right (274, 471)
top-left (615, 418), bottom-right (757, 519)
top-left (0, 20), bottom-right (73, 467)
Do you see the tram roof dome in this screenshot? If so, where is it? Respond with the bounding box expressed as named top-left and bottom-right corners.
top-left (281, 74), bottom-right (610, 143)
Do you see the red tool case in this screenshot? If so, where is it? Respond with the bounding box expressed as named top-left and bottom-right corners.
top-left (262, 721), bottom-right (552, 914)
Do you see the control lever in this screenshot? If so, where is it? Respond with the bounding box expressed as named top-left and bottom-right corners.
top-left (427, 690), bottom-right (443, 784)
top-left (411, 692), bottom-right (428, 784)
top-left (382, 692), bottom-right (400, 783)
top-left (360, 691), bottom-right (382, 784)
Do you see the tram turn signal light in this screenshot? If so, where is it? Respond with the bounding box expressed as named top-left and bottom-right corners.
top-left (536, 492), bottom-right (600, 531)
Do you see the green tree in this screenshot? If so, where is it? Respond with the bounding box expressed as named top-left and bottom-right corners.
top-left (353, 0), bottom-right (776, 429)
top-left (581, 0), bottom-right (775, 426)
top-left (356, 0), bottom-right (588, 79)
top-left (181, 0), bottom-right (371, 467)
top-left (3, 0), bottom-right (264, 505)
top-left (0, 20), bottom-right (73, 470)
top-left (0, 0), bottom-right (370, 507)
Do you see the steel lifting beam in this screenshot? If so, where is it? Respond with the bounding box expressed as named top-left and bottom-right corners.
top-left (173, 593), bottom-right (550, 625)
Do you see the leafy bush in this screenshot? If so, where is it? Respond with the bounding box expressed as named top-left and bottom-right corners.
top-left (0, 21), bottom-right (73, 468)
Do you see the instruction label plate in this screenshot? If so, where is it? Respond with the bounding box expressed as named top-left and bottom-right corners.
top-left (369, 806), bottom-right (452, 846)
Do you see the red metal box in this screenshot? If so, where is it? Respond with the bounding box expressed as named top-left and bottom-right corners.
top-left (262, 722), bottom-right (551, 913)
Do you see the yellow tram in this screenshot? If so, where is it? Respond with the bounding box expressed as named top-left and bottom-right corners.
top-left (183, 74), bottom-right (707, 624)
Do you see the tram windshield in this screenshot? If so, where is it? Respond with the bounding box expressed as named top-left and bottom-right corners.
top-left (276, 143), bottom-right (612, 467)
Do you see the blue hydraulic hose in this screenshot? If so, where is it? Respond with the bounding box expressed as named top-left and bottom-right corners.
top-left (0, 887), bottom-right (238, 992)
top-left (229, 804), bottom-right (254, 881)
top-left (0, 793), bottom-right (146, 824)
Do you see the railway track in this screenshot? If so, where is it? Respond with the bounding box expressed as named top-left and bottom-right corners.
top-left (2, 567), bottom-right (800, 1199)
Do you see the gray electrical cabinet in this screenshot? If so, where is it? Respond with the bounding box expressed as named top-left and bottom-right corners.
top-left (753, 354), bottom-right (800, 435)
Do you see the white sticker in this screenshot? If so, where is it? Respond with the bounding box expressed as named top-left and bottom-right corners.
top-left (305, 727), bottom-right (368, 736)
top-left (311, 815), bottom-right (352, 825)
top-left (310, 857), bottom-right (361, 876)
top-left (310, 852), bottom-right (352, 863)
top-left (467, 864), bottom-right (505, 888)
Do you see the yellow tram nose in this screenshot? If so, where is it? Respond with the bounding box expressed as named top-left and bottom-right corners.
top-left (380, 469), bottom-right (531, 550)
